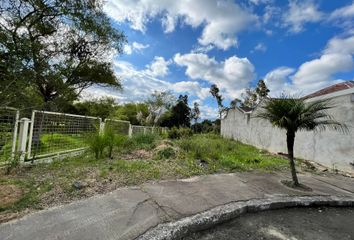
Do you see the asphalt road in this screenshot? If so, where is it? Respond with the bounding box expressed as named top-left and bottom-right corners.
top-left (183, 207), bottom-right (354, 240)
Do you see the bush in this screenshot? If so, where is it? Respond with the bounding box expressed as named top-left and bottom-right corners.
top-left (156, 146), bottom-right (176, 159)
top-left (168, 127), bottom-right (193, 139)
top-left (87, 132), bottom-right (107, 159)
top-left (127, 133), bottom-right (159, 149)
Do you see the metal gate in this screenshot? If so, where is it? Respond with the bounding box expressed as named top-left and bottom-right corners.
top-left (0, 107), bottom-right (19, 165)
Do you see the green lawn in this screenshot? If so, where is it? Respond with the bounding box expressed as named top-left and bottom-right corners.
top-left (0, 134), bottom-right (290, 222)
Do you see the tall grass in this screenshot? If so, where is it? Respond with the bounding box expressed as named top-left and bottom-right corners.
top-left (177, 134), bottom-right (288, 171)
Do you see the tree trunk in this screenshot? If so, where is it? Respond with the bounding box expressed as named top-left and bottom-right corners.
top-left (286, 130), bottom-right (299, 186)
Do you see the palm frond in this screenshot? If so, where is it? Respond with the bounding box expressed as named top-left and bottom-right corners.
top-left (255, 95), bottom-right (347, 134)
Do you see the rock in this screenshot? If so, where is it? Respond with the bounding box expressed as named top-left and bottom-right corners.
top-left (72, 181), bottom-right (88, 190)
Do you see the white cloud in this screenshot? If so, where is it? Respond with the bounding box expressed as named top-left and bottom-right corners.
top-left (330, 2), bottom-right (354, 20)
top-left (123, 41), bottom-right (149, 55)
top-left (263, 35), bottom-right (354, 96)
top-left (252, 43), bottom-right (267, 53)
top-left (249, 0), bottom-right (271, 5)
top-left (324, 35), bottom-right (354, 55)
top-left (144, 56), bottom-right (172, 77)
top-left (83, 58), bottom-right (208, 105)
top-left (282, 0), bottom-right (323, 33)
top-left (264, 67), bottom-right (295, 95)
top-left (104, 0), bottom-right (258, 50)
top-left (171, 81), bottom-right (210, 100)
top-left (174, 53), bottom-right (255, 99)
top-left (199, 104), bottom-right (219, 120)
top-left (292, 35), bottom-right (354, 92)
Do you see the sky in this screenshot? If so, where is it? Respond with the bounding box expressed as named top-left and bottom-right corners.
top-left (84, 0), bottom-right (354, 119)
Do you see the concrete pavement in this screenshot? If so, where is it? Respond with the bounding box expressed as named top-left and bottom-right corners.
top-left (1, 172), bottom-right (354, 240)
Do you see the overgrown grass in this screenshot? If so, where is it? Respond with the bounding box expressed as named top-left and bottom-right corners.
top-left (177, 134), bottom-right (288, 172)
top-left (0, 133), bottom-right (289, 222)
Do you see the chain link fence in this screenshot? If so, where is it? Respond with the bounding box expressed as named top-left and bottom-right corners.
top-left (104, 119), bottom-right (131, 135)
top-left (28, 111), bottom-right (101, 159)
top-left (0, 108), bottom-right (19, 164)
top-left (0, 108), bottom-right (169, 163)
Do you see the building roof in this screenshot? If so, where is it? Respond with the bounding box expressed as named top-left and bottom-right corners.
top-left (305, 81), bottom-right (354, 99)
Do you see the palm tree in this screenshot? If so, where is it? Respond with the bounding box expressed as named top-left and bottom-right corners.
top-left (256, 96), bottom-right (347, 186)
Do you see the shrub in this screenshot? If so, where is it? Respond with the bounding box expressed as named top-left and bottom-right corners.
top-left (129, 133), bottom-right (159, 149)
top-left (87, 132), bottom-right (107, 159)
top-left (168, 127), bottom-right (193, 139)
top-left (156, 147), bottom-right (176, 159)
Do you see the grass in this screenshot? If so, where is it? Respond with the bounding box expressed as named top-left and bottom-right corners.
top-left (0, 133), bottom-right (289, 222)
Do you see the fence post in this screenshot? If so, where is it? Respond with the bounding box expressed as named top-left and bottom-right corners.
top-left (128, 124), bottom-right (133, 138)
top-left (26, 111), bottom-right (35, 159)
top-left (10, 110), bottom-right (20, 160)
top-left (18, 118), bottom-right (30, 162)
top-left (143, 127), bottom-right (146, 135)
top-left (99, 118), bottom-right (104, 135)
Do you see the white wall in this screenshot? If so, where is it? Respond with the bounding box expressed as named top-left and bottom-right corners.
top-left (221, 92), bottom-right (354, 173)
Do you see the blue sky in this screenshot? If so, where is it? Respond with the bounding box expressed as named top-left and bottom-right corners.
top-left (84, 0), bottom-right (354, 119)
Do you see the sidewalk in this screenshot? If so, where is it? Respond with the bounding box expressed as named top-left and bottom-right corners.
top-left (1, 172), bottom-right (353, 240)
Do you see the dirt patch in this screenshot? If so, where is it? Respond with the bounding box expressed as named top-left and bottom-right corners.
top-left (121, 149), bottom-right (153, 160)
top-left (0, 184), bottom-right (23, 207)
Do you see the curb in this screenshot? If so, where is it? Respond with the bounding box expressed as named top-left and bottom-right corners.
top-left (137, 195), bottom-right (354, 240)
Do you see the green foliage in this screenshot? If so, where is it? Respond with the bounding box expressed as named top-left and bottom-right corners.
top-left (70, 97), bottom-right (117, 119)
top-left (87, 132), bottom-right (108, 159)
top-left (128, 133), bottom-right (159, 149)
top-left (210, 84), bottom-right (225, 119)
top-left (168, 127), bottom-right (193, 139)
top-left (156, 147), bottom-right (176, 159)
top-left (1, 0), bottom-right (126, 110)
top-left (111, 103), bottom-right (149, 125)
top-left (256, 96), bottom-right (348, 133)
top-left (192, 119), bottom-right (220, 134)
top-left (177, 134), bottom-right (288, 171)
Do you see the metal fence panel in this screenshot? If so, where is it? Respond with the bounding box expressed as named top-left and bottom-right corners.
top-left (0, 108), bottom-right (19, 164)
top-left (104, 119), bottom-right (130, 135)
top-left (27, 111), bottom-right (101, 159)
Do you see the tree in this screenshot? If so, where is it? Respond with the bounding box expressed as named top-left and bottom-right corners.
top-left (70, 97), bottom-right (117, 120)
top-left (170, 95), bottom-right (191, 128)
top-left (0, 0), bottom-right (126, 110)
top-left (256, 96), bottom-right (347, 186)
top-left (210, 84), bottom-right (225, 120)
top-left (255, 79), bottom-right (270, 99)
top-left (239, 80), bottom-right (270, 109)
top-left (112, 103), bottom-right (149, 125)
top-left (191, 102), bottom-right (200, 124)
top-left (145, 91), bottom-right (175, 126)
top-left (230, 98), bottom-right (242, 109)
top-left (241, 88), bottom-right (258, 109)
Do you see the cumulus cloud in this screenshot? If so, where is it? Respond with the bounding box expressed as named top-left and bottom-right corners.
top-left (123, 41), bottom-right (149, 55)
top-left (282, 0), bottom-right (323, 33)
top-left (144, 56), bottom-right (172, 77)
top-left (174, 53), bottom-right (255, 99)
top-left (171, 81), bottom-right (210, 100)
top-left (264, 67), bottom-right (295, 95)
top-left (83, 58), bottom-right (209, 105)
top-left (263, 35), bottom-right (354, 95)
top-left (329, 1), bottom-right (354, 29)
top-left (292, 35), bottom-right (354, 92)
top-left (104, 0), bottom-right (258, 50)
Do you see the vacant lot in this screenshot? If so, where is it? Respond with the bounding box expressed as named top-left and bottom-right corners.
top-left (0, 134), bottom-right (289, 222)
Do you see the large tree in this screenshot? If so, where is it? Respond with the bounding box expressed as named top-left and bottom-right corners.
top-left (0, 0), bottom-right (126, 110)
top-left (210, 84), bottom-right (225, 120)
top-left (191, 102), bottom-right (200, 124)
top-left (255, 79), bottom-right (270, 99)
top-left (145, 91), bottom-right (175, 126)
top-left (170, 95), bottom-right (191, 128)
top-left (256, 96), bottom-right (347, 187)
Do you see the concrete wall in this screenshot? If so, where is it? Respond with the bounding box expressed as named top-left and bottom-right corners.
top-left (221, 90), bottom-right (354, 173)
